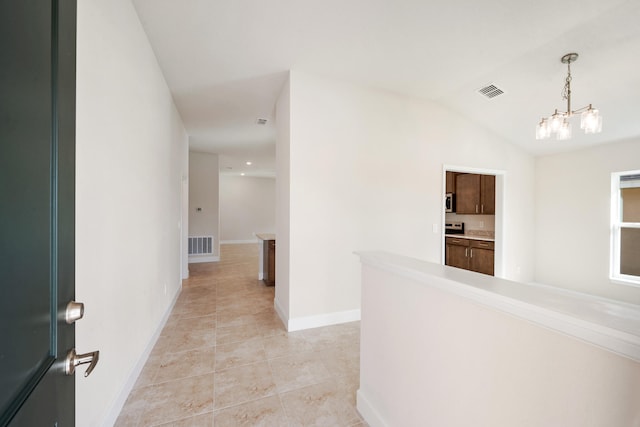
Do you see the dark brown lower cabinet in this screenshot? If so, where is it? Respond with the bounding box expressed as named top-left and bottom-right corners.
top-left (469, 240), bottom-right (494, 276)
top-left (263, 239), bottom-right (276, 286)
top-left (445, 237), bottom-right (494, 276)
top-left (445, 237), bottom-right (470, 269)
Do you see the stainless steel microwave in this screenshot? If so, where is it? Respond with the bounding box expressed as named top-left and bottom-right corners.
top-left (445, 193), bottom-right (455, 212)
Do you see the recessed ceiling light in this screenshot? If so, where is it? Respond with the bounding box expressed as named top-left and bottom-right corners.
top-left (246, 161), bottom-right (252, 166)
top-left (241, 173), bottom-right (245, 176)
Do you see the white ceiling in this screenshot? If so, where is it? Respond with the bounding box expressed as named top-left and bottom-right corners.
top-left (132, 0), bottom-right (640, 177)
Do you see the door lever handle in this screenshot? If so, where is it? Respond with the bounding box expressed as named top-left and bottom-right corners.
top-left (64, 348), bottom-right (100, 377)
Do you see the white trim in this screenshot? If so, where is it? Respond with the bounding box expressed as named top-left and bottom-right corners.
top-left (609, 169), bottom-right (640, 286)
top-left (220, 239), bottom-right (259, 244)
top-left (356, 389), bottom-right (390, 427)
top-left (611, 277), bottom-right (640, 287)
top-left (357, 251), bottom-right (640, 362)
top-left (273, 297), bottom-right (361, 332)
top-left (443, 164), bottom-right (506, 176)
top-left (101, 283), bottom-right (181, 427)
top-left (610, 171), bottom-right (619, 281)
top-left (188, 255), bottom-right (220, 263)
top-left (287, 309), bottom-right (361, 332)
top-left (181, 175), bottom-right (189, 280)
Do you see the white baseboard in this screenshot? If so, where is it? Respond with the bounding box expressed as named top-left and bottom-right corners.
top-left (287, 308), bottom-right (361, 332)
top-left (188, 255), bottom-right (220, 263)
top-left (356, 389), bottom-right (389, 427)
top-left (101, 284), bottom-right (181, 427)
top-left (274, 297), bottom-right (288, 328)
top-left (220, 239), bottom-right (258, 244)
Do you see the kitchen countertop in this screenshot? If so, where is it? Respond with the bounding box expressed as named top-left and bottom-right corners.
top-left (445, 233), bottom-right (494, 242)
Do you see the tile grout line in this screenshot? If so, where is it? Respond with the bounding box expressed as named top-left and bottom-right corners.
top-left (116, 244), bottom-right (362, 426)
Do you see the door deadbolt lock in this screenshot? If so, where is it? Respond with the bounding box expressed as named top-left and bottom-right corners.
top-left (64, 349), bottom-right (100, 377)
top-left (65, 301), bottom-right (85, 324)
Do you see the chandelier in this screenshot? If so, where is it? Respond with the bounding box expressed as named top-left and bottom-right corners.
top-left (536, 53), bottom-right (602, 140)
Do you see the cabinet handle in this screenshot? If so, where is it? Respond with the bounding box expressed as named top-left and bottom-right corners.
top-left (481, 204), bottom-right (484, 213)
top-left (475, 205), bottom-right (479, 213)
top-left (470, 249), bottom-right (473, 258)
top-left (465, 248), bottom-right (468, 257)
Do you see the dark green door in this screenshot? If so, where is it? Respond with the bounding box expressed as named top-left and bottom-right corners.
top-left (0, 0), bottom-right (77, 425)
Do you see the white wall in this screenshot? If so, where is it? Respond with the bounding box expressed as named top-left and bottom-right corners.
top-left (358, 260), bottom-right (640, 427)
top-left (535, 137), bottom-right (640, 304)
top-left (189, 151), bottom-right (220, 260)
top-left (219, 175), bottom-right (276, 242)
top-left (277, 70), bottom-right (536, 326)
top-left (76, 0), bottom-right (188, 425)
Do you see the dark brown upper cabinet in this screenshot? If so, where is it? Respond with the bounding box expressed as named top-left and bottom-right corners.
top-left (454, 173), bottom-right (495, 215)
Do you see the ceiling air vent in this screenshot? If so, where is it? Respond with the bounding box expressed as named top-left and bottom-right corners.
top-left (477, 84), bottom-right (505, 99)
top-left (256, 118), bottom-right (268, 125)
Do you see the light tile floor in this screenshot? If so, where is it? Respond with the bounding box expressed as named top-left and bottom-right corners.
top-left (115, 244), bottom-right (365, 426)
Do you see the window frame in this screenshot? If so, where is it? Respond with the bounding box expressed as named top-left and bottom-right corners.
top-left (610, 170), bottom-right (640, 286)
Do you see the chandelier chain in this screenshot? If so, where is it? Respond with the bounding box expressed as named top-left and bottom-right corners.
top-left (562, 61), bottom-right (572, 103)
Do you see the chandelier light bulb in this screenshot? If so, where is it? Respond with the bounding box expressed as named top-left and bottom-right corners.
top-left (581, 106), bottom-right (602, 134)
top-left (536, 118), bottom-right (551, 140)
top-left (549, 110), bottom-right (565, 133)
top-left (556, 119), bottom-right (572, 140)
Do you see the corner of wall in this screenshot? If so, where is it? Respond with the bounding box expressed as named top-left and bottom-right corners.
top-left (274, 74), bottom-right (291, 322)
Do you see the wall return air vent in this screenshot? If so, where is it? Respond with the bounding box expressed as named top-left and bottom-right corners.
top-left (188, 236), bottom-right (214, 255)
top-left (477, 84), bottom-right (505, 99)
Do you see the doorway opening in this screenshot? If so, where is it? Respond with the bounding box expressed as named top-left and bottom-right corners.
top-left (442, 165), bottom-right (505, 278)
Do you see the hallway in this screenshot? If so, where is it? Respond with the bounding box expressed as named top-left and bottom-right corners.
top-left (115, 244), bottom-right (364, 426)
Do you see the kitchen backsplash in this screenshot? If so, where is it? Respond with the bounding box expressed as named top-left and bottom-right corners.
top-left (445, 213), bottom-right (495, 232)
top-left (465, 229), bottom-right (495, 238)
